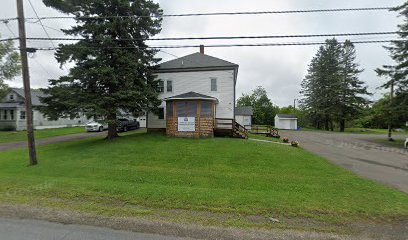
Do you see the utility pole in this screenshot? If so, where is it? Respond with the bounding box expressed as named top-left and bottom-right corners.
top-left (293, 99), bottom-right (297, 110)
top-left (387, 80), bottom-right (394, 141)
top-left (16, 0), bottom-right (37, 165)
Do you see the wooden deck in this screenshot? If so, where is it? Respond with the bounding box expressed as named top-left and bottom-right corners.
top-left (214, 118), bottom-right (248, 139)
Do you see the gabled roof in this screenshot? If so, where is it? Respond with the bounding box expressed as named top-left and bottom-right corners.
top-left (10, 88), bottom-right (47, 106)
top-left (157, 52), bottom-right (238, 72)
top-left (164, 91), bottom-right (218, 101)
top-left (235, 106), bottom-right (253, 116)
top-left (276, 114), bottom-right (297, 119)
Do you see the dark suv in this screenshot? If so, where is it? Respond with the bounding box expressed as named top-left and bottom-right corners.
top-left (117, 118), bottom-right (140, 132)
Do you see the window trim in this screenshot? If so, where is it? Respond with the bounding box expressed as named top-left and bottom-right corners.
top-left (20, 111), bottom-right (26, 120)
top-left (211, 78), bottom-right (217, 92)
top-left (166, 80), bottom-right (173, 92)
top-left (158, 80), bottom-right (164, 93)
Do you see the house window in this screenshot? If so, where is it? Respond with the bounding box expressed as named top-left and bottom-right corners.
top-left (166, 102), bottom-right (173, 117)
top-left (176, 102), bottom-right (185, 117)
top-left (20, 111), bottom-right (26, 120)
top-left (10, 110), bottom-right (14, 120)
top-left (158, 81), bottom-right (164, 93)
top-left (9, 94), bottom-right (14, 100)
top-left (187, 102), bottom-right (197, 117)
top-left (211, 78), bottom-right (217, 91)
top-left (3, 110), bottom-right (7, 120)
top-left (167, 80), bottom-right (173, 92)
top-left (201, 101), bottom-right (212, 117)
top-left (158, 108), bottom-right (164, 119)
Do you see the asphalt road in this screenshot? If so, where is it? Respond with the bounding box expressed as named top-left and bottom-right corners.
top-left (280, 130), bottom-right (408, 193)
top-left (0, 129), bottom-right (145, 152)
top-left (0, 218), bottom-right (192, 240)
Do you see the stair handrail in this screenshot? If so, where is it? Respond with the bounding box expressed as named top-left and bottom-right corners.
top-left (234, 121), bottom-right (248, 139)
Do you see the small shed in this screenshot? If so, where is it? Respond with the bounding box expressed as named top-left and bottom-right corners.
top-left (235, 106), bottom-right (253, 129)
top-left (275, 114), bottom-right (298, 130)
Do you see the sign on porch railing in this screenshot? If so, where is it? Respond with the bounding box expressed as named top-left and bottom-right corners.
top-left (178, 117), bottom-right (196, 132)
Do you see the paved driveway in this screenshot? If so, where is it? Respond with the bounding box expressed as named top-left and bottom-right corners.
top-left (0, 129), bottom-right (145, 152)
top-left (280, 130), bottom-right (408, 194)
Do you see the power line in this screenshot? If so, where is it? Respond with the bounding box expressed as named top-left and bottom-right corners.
top-left (26, 0), bottom-right (68, 72)
top-left (2, 20), bottom-right (17, 38)
top-left (26, 20), bottom-right (65, 34)
top-left (0, 6), bottom-right (395, 22)
top-left (18, 31), bottom-right (399, 42)
top-left (16, 40), bottom-right (399, 51)
top-left (26, 0), bottom-right (56, 49)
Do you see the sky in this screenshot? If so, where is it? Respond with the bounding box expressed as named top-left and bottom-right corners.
top-left (0, 0), bottom-right (403, 107)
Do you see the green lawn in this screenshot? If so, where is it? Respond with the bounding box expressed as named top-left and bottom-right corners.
top-left (0, 127), bottom-right (84, 143)
top-left (0, 132), bottom-right (407, 229)
top-left (375, 139), bottom-right (406, 148)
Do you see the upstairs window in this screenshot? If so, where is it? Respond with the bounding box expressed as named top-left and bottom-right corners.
top-left (167, 80), bottom-right (173, 92)
top-left (157, 81), bottom-right (164, 93)
top-left (211, 78), bottom-right (217, 91)
top-left (9, 94), bottom-right (14, 100)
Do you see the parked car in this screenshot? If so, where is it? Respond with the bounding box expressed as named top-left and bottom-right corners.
top-left (405, 138), bottom-right (408, 149)
top-left (85, 121), bottom-right (108, 132)
top-left (117, 118), bottom-right (140, 132)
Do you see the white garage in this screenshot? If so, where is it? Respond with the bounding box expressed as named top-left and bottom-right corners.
top-left (275, 114), bottom-right (298, 130)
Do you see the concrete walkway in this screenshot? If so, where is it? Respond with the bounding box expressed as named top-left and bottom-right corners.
top-left (280, 130), bottom-right (408, 194)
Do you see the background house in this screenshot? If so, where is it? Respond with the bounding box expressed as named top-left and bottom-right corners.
top-left (275, 114), bottom-right (298, 130)
top-left (147, 46), bottom-right (245, 138)
top-left (235, 106), bottom-right (253, 130)
top-left (0, 88), bottom-right (88, 131)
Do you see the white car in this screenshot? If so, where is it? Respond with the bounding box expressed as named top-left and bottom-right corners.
top-left (85, 122), bottom-right (108, 132)
top-left (405, 138), bottom-right (408, 149)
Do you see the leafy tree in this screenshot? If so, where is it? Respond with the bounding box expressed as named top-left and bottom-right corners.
top-left (237, 86), bottom-right (278, 126)
top-left (300, 39), bottom-right (370, 132)
top-left (0, 36), bottom-right (20, 98)
top-left (376, 3), bottom-right (408, 137)
top-left (39, 0), bottom-right (163, 139)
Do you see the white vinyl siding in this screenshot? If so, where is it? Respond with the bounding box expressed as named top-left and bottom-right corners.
top-left (148, 70), bottom-right (235, 129)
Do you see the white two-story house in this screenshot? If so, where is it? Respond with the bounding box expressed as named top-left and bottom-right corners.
top-left (0, 88), bottom-right (88, 131)
top-left (147, 47), bottom-right (245, 138)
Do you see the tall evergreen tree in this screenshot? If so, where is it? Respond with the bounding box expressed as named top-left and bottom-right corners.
top-left (337, 40), bottom-right (370, 132)
top-left (39, 0), bottom-right (163, 139)
top-left (300, 39), bottom-right (369, 131)
top-left (376, 3), bottom-right (408, 137)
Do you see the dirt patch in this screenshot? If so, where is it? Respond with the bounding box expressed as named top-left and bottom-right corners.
top-left (1, 203), bottom-right (407, 240)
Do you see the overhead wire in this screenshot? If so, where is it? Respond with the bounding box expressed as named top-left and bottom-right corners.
top-left (0, 6), bottom-right (396, 23)
top-left (26, 0), bottom-right (69, 72)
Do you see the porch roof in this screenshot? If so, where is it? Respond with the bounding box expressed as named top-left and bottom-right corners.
top-left (164, 92), bottom-right (218, 102)
top-left (0, 102), bottom-right (20, 108)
